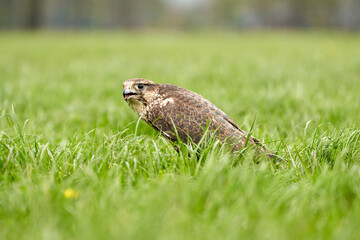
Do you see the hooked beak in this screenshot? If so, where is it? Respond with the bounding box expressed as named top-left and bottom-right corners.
top-left (123, 89), bottom-right (137, 101)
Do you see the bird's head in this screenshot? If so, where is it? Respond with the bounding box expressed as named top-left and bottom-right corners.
top-left (123, 78), bottom-right (159, 104)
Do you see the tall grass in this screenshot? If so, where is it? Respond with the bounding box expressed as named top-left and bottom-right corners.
top-left (0, 31), bottom-right (360, 239)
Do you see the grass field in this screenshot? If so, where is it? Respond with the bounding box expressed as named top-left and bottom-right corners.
top-left (1, 31), bottom-right (360, 239)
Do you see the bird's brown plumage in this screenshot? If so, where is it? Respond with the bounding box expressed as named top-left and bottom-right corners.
top-left (123, 78), bottom-right (279, 160)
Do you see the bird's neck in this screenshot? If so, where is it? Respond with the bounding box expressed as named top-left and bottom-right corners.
top-left (127, 99), bottom-right (147, 119)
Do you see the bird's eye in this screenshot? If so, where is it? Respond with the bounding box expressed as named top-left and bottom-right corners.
top-left (138, 84), bottom-right (144, 89)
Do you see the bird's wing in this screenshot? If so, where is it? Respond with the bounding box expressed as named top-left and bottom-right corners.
top-left (146, 85), bottom-right (252, 148)
top-left (146, 89), bottom-right (210, 143)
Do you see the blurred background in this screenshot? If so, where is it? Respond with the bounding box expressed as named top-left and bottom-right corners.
top-left (1, 0), bottom-right (359, 139)
top-left (1, 0), bottom-right (360, 30)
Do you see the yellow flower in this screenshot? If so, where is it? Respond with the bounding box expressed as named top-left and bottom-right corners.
top-left (64, 188), bottom-right (79, 199)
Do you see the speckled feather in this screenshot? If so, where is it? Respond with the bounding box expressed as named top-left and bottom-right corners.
top-left (148, 84), bottom-right (263, 151)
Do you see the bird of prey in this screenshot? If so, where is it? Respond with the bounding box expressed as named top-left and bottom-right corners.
top-left (123, 78), bottom-right (280, 161)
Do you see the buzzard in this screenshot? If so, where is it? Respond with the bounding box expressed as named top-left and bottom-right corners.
top-left (123, 78), bottom-right (281, 161)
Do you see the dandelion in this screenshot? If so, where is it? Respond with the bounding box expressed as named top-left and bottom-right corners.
top-left (64, 188), bottom-right (79, 199)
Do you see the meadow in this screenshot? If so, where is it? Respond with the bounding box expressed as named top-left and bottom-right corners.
top-left (0, 31), bottom-right (360, 239)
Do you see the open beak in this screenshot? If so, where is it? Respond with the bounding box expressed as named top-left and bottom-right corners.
top-left (123, 89), bottom-right (137, 101)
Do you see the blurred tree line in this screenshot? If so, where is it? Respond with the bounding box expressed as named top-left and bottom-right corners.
top-left (0, 0), bottom-right (359, 30)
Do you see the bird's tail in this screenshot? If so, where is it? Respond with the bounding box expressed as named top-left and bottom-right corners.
top-left (266, 152), bottom-right (286, 165)
top-left (253, 140), bottom-right (286, 165)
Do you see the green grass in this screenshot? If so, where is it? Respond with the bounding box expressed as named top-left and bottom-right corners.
top-left (1, 31), bottom-right (360, 239)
